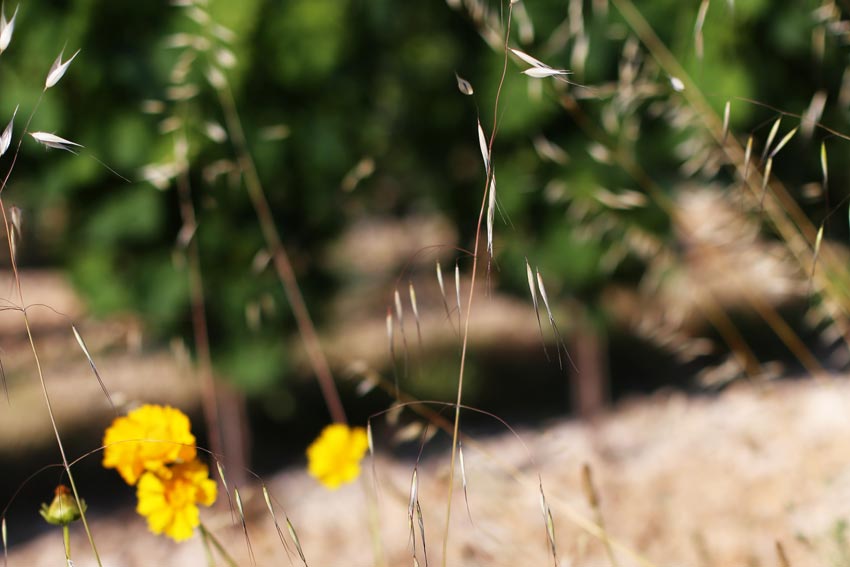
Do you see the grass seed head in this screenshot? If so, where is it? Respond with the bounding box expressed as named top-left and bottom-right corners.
top-left (455, 73), bottom-right (474, 95)
top-left (45, 48), bottom-right (81, 90)
top-left (0, 4), bottom-right (18, 54)
top-left (30, 131), bottom-right (83, 152)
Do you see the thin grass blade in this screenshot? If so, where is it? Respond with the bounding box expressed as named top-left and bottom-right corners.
top-left (760, 157), bottom-right (773, 206)
top-left (262, 484), bottom-right (294, 564)
top-left (761, 117), bottom-right (781, 163)
top-left (416, 500), bottom-right (428, 567)
top-left (694, 0), bottom-right (709, 61)
top-left (539, 483), bottom-right (557, 566)
top-left (285, 516), bottom-right (308, 567)
top-left (71, 325), bottom-right (115, 412)
top-left (768, 127), bottom-right (797, 160)
top-left (459, 440), bottom-right (473, 523)
top-left (477, 120), bottom-right (489, 174)
top-left (234, 487), bottom-right (255, 565)
top-left (409, 282), bottom-right (422, 348)
top-left (216, 461), bottom-right (236, 524)
top-left (454, 262), bottom-right (462, 332)
top-left (526, 258), bottom-right (549, 360)
top-left (810, 223), bottom-right (824, 292)
top-left (486, 174), bottom-right (496, 257)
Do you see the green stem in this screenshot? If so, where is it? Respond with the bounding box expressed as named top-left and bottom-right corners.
top-left (62, 525), bottom-right (70, 563)
top-left (199, 523), bottom-right (238, 567)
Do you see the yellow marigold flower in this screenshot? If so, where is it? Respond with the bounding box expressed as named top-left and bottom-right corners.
top-left (103, 404), bottom-right (197, 485)
top-left (136, 459), bottom-right (217, 542)
top-left (306, 423), bottom-right (369, 490)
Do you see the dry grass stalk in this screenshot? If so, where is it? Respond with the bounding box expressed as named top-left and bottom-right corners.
top-left (409, 282), bottom-right (423, 348)
top-left (216, 460), bottom-right (237, 523)
top-left (760, 157), bottom-right (773, 206)
top-left (486, 174), bottom-right (496, 258)
top-left (285, 516), bottom-right (308, 567)
top-left (234, 487), bottom-right (255, 565)
top-left (582, 463), bottom-right (619, 567)
top-left (694, 0), bottom-right (709, 61)
top-left (768, 127), bottom-right (797, 160)
top-left (261, 483), bottom-right (294, 565)
top-left (454, 261), bottom-right (462, 332)
top-left (386, 307), bottom-right (399, 398)
top-left (415, 500), bottom-right (428, 567)
top-left (71, 325), bottom-right (115, 411)
top-left (535, 268), bottom-right (576, 371)
top-left (526, 258), bottom-right (549, 361)
top-left (743, 134), bottom-right (753, 180)
top-left (802, 91), bottom-right (827, 139)
top-left (760, 117), bottom-right (781, 163)
top-left (477, 120), bottom-right (489, 174)
top-left (408, 468), bottom-right (420, 563)
top-left (458, 440), bottom-right (472, 522)
top-left (538, 482), bottom-right (558, 566)
top-left (394, 288), bottom-right (409, 378)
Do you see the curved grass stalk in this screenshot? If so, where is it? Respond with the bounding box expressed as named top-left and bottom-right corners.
top-left (0, 198), bottom-right (101, 566)
top-left (442, 7), bottom-right (515, 563)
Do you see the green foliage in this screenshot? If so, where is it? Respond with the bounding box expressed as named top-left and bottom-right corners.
top-left (4, 0), bottom-right (848, 408)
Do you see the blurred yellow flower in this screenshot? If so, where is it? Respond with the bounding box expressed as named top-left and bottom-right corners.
top-left (103, 404), bottom-right (197, 485)
top-left (136, 459), bottom-right (217, 542)
top-left (307, 423), bottom-right (369, 490)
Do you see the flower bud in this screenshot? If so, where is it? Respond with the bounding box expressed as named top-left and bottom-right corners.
top-left (40, 485), bottom-right (86, 526)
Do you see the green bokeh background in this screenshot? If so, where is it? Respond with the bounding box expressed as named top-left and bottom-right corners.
top-left (0, 0), bottom-right (846, 414)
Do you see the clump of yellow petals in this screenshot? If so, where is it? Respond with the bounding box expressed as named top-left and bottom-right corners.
top-left (307, 423), bottom-right (369, 490)
top-left (136, 459), bottom-right (217, 542)
top-left (103, 404), bottom-right (197, 485)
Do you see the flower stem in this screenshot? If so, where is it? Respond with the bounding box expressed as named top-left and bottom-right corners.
top-left (62, 525), bottom-right (70, 563)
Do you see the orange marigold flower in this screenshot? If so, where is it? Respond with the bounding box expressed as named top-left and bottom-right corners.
top-left (103, 404), bottom-right (197, 485)
top-left (306, 423), bottom-right (369, 490)
top-left (136, 459), bottom-right (217, 542)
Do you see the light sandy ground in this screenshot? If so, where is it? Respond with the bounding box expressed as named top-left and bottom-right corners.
top-left (1, 247), bottom-right (846, 566)
top-left (8, 376), bottom-right (850, 567)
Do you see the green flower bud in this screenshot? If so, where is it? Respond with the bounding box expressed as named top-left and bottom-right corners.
top-left (39, 485), bottom-right (86, 526)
